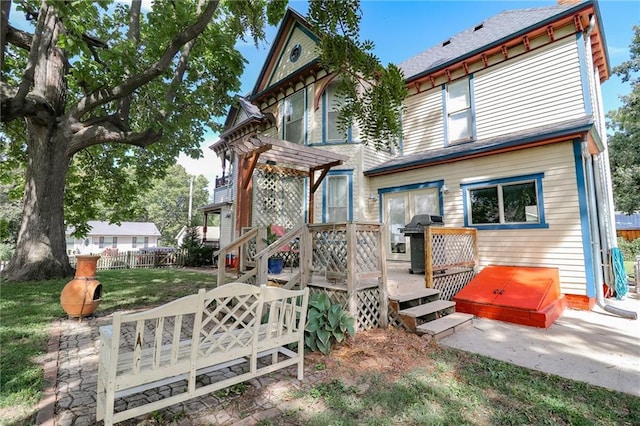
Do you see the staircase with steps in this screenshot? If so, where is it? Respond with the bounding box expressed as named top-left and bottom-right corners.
top-left (389, 288), bottom-right (474, 340)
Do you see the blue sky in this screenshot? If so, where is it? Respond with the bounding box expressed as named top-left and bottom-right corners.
top-left (185, 0), bottom-right (638, 188)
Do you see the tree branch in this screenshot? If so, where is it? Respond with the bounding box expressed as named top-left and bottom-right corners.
top-left (7, 25), bottom-right (33, 50)
top-left (1, 81), bottom-right (55, 123)
top-left (13, 2), bottom-right (51, 106)
top-left (69, 0), bottom-right (219, 121)
top-left (118, 0), bottom-right (141, 123)
top-left (158, 0), bottom-right (206, 120)
top-left (66, 119), bottom-right (162, 157)
top-left (0, 0), bottom-right (10, 71)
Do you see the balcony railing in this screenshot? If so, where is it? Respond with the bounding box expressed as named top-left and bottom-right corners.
top-left (215, 175), bottom-right (230, 188)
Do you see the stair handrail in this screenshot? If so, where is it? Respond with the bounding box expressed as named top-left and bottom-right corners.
top-left (254, 224), bottom-right (304, 287)
top-left (213, 227), bottom-right (264, 286)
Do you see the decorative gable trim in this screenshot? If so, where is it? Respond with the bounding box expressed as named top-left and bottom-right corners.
top-left (405, 2), bottom-right (608, 98)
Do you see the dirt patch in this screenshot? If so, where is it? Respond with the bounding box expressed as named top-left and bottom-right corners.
top-left (306, 326), bottom-right (438, 381)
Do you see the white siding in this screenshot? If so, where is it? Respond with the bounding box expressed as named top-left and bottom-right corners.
top-left (268, 27), bottom-right (318, 87)
top-left (475, 38), bottom-right (585, 139)
top-left (401, 89), bottom-right (444, 155)
top-left (368, 142), bottom-right (589, 296)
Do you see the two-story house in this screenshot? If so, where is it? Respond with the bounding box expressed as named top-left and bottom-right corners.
top-left (206, 0), bottom-right (616, 312)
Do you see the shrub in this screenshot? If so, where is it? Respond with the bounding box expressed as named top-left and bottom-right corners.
top-left (617, 237), bottom-right (640, 261)
top-left (305, 293), bottom-right (355, 354)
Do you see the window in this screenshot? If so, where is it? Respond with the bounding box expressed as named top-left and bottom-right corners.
top-left (99, 236), bottom-right (105, 249)
top-left (323, 171), bottom-right (352, 222)
top-left (132, 236), bottom-right (138, 248)
top-left (144, 237), bottom-right (149, 248)
top-left (462, 174), bottom-right (548, 229)
top-left (283, 90), bottom-right (305, 144)
top-left (446, 77), bottom-right (474, 143)
top-left (112, 237), bottom-right (118, 248)
top-left (324, 84), bottom-right (348, 142)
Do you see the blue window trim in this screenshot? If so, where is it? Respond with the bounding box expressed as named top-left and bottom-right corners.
top-left (576, 32), bottom-right (593, 116)
top-left (376, 180), bottom-right (445, 221)
top-left (461, 173), bottom-right (548, 230)
top-left (322, 170), bottom-right (353, 222)
top-left (443, 76), bottom-right (476, 146)
top-left (573, 141), bottom-right (596, 297)
top-left (321, 86), bottom-right (351, 144)
top-left (282, 89), bottom-right (307, 145)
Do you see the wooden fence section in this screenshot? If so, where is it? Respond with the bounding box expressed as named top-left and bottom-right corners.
top-left (425, 227), bottom-right (478, 300)
top-left (618, 229), bottom-right (640, 241)
top-left (69, 250), bottom-right (188, 271)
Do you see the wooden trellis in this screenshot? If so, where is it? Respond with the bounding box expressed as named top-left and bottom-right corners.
top-left (252, 164), bottom-right (305, 229)
top-left (425, 227), bottom-right (478, 300)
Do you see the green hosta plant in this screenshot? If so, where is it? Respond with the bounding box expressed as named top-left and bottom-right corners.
top-left (305, 293), bottom-right (355, 354)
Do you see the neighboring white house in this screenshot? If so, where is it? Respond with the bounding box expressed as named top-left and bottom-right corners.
top-left (175, 226), bottom-right (220, 247)
top-left (66, 221), bottom-right (161, 254)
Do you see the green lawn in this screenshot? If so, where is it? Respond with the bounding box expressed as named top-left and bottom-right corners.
top-left (1, 268), bottom-right (639, 426)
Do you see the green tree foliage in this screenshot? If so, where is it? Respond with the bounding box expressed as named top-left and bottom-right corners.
top-left (1, 0), bottom-right (405, 281)
top-left (308, 0), bottom-right (407, 150)
top-left (135, 165), bottom-right (209, 246)
top-left (607, 25), bottom-right (640, 214)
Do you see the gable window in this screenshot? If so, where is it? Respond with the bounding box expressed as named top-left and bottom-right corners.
top-left (445, 77), bottom-right (474, 144)
top-left (324, 83), bottom-right (348, 142)
top-left (323, 171), bottom-right (353, 222)
top-left (462, 173), bottom-right (548, 229)
top-left (283, 90), bottom-right (305, 144)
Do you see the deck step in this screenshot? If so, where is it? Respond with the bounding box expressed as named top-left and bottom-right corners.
top-left (398, 300), bottom-right (455, 318)
top-left (389, 288), bottom-right (441, 303)
top-left (416, 313), bottom-right (474, 340)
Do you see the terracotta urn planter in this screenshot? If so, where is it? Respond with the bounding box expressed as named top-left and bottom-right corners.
top-left (60, 255), bottom-right (103, 318)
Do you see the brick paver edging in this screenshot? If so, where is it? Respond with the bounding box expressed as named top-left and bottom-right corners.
top-left (36, 320), bottom-right (61, 426)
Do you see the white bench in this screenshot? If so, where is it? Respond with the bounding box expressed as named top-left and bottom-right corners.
top-left (96, 282), bottom-right (309, 425)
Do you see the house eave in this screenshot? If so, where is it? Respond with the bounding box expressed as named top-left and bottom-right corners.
top-left (365, 120), bottom-right (594, 177)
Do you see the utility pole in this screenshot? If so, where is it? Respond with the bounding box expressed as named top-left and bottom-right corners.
top-left (188, 177), bottom-right (194, 226)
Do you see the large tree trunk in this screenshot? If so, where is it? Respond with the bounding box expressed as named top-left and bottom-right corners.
top-left (5, 4), bottom-right (74, 282)
top-left (6, 129), bottom-right (74, 282)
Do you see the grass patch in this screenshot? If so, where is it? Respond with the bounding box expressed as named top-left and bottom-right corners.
top-left (2, 268), bottom-right (639, 425)
top-left (0, 268), bottom-right (216, 425)
top-left (277, 349), bottom-right (640, 425)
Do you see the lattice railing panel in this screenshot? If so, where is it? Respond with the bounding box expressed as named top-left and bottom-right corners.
top-left (309, 286), bottom-right (381, 331)
top-left (356, 288), bottom-right (380, 330)
top-left (430, 232), bottom-right (476, 270)
top-left (252, 166), bottom-right (305, 229)
top-left (426, 228), bottom-right (478, 291)
top-left (355, 229), bottom-right (379, 274)
top-left (434, 269), bottom-right (476, 301)
top-left (387, 308), bottom-right (410, 331)
top-left (311, 228), bottom-right (348, 277)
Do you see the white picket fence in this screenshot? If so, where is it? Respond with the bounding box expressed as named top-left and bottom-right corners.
top-left (69, 250), bottom-right (189, 271)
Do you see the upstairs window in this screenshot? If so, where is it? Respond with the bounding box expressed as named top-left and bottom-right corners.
top-left (324, 83), bottom-right (348, 142)
top-left (462, 174), bottom-right (548, 229)
top-left (283, 90), bottom-right (305, 144)
top-left (446, 77), bottom-right (474, 144)
top-left (323, 171), bottom-right (353, 222)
